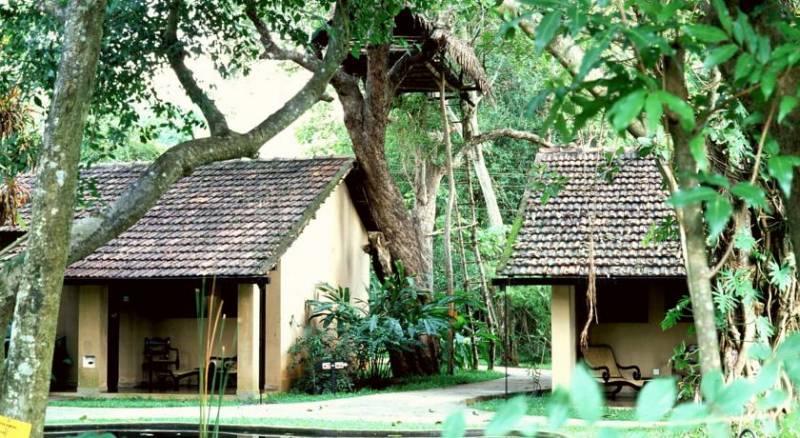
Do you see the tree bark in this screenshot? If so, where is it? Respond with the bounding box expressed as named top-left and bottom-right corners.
top-left (459, 94), bottom-right (504, 228)
top-left (0, 1), bottom-right (106, 433)
top-left (411, 160), bottom-right (444, 287)
top-left (440, 78), bottom-right (457, 375)
top-left (331, 44), bottom-right (429, 285)
top-left (663, 51), bottom-right (723, 376)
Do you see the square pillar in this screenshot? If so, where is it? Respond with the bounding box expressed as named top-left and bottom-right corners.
top-left (551, 284), bottom-right (576, 391)
top-left (237, 283), bottom-right (260, 398)
top-left (77, 285), bottom-right (108, 393)
top-left (264, 266), bottom-right (283, 392)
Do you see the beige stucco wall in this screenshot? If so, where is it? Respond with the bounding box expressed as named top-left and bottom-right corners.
top-left (115, 315), bottom-right (237, 388)
top-left (551, 285), bottom-right (576, 390)
top-left (587, 284), bottom-right (694, 378)
top-left (56, 285), bottom-right (79, 388)
top-left (265, 181), bottom-right (371, 391)
top-left (77, 285), bottom-right (108, 393)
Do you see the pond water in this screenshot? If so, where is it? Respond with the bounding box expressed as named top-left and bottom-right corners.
top-left (44, 426), bottom-right (455, 438)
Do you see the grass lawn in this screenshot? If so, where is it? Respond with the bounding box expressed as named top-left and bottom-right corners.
top-left (48, 369), bottom-right (503, 408)
top-left (472, 394), bottom-right (636, 422)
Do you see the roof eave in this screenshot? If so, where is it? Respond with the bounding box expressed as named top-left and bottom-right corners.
top-left (492, 274), bottom-right (688, 286)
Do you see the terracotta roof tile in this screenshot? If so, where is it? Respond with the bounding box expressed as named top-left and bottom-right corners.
top-left (2, 157), bottom-right (354, 279)
top-left (500, 149), bottom-right (685, 279)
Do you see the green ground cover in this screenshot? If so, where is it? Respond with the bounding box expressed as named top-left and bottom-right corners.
top-left (472, 394), bottom-right (636, 422)
top-left (48, 369), bottom-right (503, 408)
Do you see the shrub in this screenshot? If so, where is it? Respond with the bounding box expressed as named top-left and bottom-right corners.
top-left (288, 329), bottom-right (357, 394)
top-left (289, 263), bottom-right (453, 393)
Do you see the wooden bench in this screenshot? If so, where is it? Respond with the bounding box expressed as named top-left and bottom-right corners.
top-left (583, 345), bottom-right (645, 399)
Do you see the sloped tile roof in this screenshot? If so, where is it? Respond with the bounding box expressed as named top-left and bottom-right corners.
top-left (499, 149), bottom-right (685, 280)
top-left (1, 157), bottom-right (355, 279)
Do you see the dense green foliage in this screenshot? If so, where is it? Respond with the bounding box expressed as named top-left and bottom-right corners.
top-left (289, 266), bottom-right (453, 393)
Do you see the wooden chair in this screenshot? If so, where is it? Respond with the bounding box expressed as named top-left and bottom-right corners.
top-left (583, 345), bottom-right (645, 399)
top-left (143, 337), bottom-right (197, 390)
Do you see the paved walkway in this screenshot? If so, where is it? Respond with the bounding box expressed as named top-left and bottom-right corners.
top-left (46, 367), bottom-right (550, 427)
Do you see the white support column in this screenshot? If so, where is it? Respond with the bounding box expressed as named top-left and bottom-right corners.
top-left (551, 284), bottom-right (576, 391)
top-left (237, 283), bottom-right (260, 398)
top-left (77, 285), bottom-right (108, 394)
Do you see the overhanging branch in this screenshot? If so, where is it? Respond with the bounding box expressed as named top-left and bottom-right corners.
top-left (164, 0), bottom-right (230, 136)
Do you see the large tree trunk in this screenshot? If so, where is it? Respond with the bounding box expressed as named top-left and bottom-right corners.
top-left (332, 44), bottom-right (437, 376)
top-left (339, 45), bottom-right (428, 286)
top-left (664, 51), bottom-right (723, 375)
top-left (411, 161), bottom-right (444, 287)
top-left (460, 94), bottom-right (504, 228)
top-left (439, 78), bottom-right (457, 375)
top-left (0, 1), bottom-right (106, 433)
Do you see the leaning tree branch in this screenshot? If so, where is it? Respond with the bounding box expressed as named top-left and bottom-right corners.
top-left (164, 0), bottom-right (230, 136)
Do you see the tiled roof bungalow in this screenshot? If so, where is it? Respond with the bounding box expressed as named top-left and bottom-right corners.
top-left (0, 157), bottom-right (375, 396)
top-left (494, 149), bottom-right (695, 394)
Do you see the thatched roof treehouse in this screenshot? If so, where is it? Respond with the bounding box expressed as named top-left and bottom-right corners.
top-left (314, 8), bottom-right (492, 96)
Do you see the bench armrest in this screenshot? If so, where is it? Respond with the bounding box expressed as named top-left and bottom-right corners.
top-left (617, 364), bottom-right (641, 380)
top-left (589, 365), bottom-right (611, 383)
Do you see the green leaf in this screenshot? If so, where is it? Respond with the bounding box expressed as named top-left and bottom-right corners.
top-left (756, 389), bottom-right (788, 411)
top-left (485, 396), bottom-right (527, 437)
top-left (716, 379), bottom-right (756, 415)
top-left (697, 172), bottom-right (730, 188)
top-left (767, 155), bottom-right (800, 196)
top-left (570, 363), bottom-right (603, 423)
top-left (704, 44), bottom-right (738, 69)
top-left (731, 182), bottom-right (769, 209)
top-left (747, 342), bottom-right (772, 360)
top-left (753, 360), bottom-right (780, 392)
top-left (685, 24), bottom-right (729, 43)
top-left (757, 36), bottom-right (772, 64)
top-left (535, 12), bottom-right (562, 55)
top-left (667, 186), bottom-right (718, 207)
top-left (655, 91), bottom-right (695, 131)
top-left (689, 134), bottom-right (709, 171)
top-left (734, 53), bottom-right (756, 81)
top-left (705, 193), bottom-right (733, 241)
top-left (779, 96), bottom-right (799, 123)
top-left (701, 370), bottom-right (724, 404)
top-left (440, 410), bottom-right (466, 438)
top-left (733, 226), bottom-right (757, 251)
top-left (645, 93), bottom-right (663, 134)
top-left (776, 333), bottom-right (800, 361)
top-left (667, 403), bottom-right (710, 432)
top-left (712, 0), bottom-right (733, 33)
top-left (567, 4), bottom-right (587, 36)
top-left (577, 36), bottom-right (611, 81)
top-left (547, 388), bottom-right (571, 429)
top-left (761, 68), bottom-right (778, 98)
top-left (786, 361), bottom-right (800, 386)
top-left (609, 89), bottom-right (647, 131)
top-left (635, 378), bottom-right (677, 421)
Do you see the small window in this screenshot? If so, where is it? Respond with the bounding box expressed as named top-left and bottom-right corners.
top-left (593, 283), bottom-right (649, 323)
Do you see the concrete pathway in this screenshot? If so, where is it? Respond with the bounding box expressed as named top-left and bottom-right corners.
top-left (46, 367), bottom-right (550, 427)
